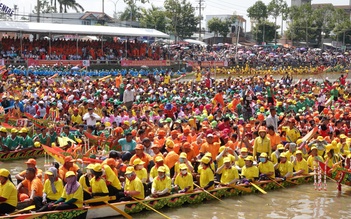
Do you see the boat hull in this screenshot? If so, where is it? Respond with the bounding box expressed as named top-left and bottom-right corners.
top-left (4, 174), bottom-right (314, 219)
top-left (0, 148), bottom-right (44, 161)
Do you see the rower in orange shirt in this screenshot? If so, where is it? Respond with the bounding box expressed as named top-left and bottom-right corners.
top-left (58, 156), bottom-right (80, 181)
top-left (164, 140), bottom-right (180, 176)
top-left (129, 144), bottom-right (152, 169)
top-left (15, 158), bottom-right (43, 183)
top-left (199, 133), bottom-right (220, 161)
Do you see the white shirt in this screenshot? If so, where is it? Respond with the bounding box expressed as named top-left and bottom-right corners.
top-left (266, 114), bottom-right (279, 132)
top-left (83, 112), bottom-right (101, 126)
top-left (123, 89), bottom-right (134, 103)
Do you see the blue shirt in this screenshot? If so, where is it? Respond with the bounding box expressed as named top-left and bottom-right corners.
top-left (118, 138), bottom-right (136, 152)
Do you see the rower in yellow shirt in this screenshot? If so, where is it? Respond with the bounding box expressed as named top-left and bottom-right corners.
top-left (274, 152), bottom-right (293, 178)
top-left (103, 159), bottom-right (122, 197)
top-left (270, 144), bottom-right (285, 165)
top-left (198, 156), bottom-right (215, 190)
top-left (149, 156), bottom-right (170, 182)
top-left (285, 119), bottom-right (301, 143)
top-left (216, 157), bottom-right (239, 186)
top-left (253, 127), bottom-right (271, 160)
top-left (78, 164), bottom-right (94, 200)
top-left (307, 146), bottom-right (324, 170)
top-left (0, 168), bottom-right (17, 215)
top-left (174, 164), bottom-right (193, 193)
top-left (293, 150), bottom-right (308, 176)
top-left (35, 167), bottom-right (64, 211)
top-left (241, 156), bottom-right (259, 181)
top-left (120, 167), bottom-right (144, 201)
top-left (90, 164), bottom-right (109, 199)
top-left (133, 159), bottom-right (148, 183)
top-left (235, 147), bottom-right (248, 172)
top-left (258, 153), bottom-right (275, 179)
top-left (173, 152), bottom-right (194, 179)
top-left (151, 166), bottom-right (172, 198)
top-left (216, 146), bottom-right (237, 168)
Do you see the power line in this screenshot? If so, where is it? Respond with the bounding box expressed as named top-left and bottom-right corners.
top-left (206, 0), bottom-right (248, 10)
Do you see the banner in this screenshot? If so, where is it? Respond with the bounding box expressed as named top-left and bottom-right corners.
top-left (120, 60), bottom-right (170, 67)
top-left (187, 61), bottom-right (226, 67)
top-left (82, 60), bottom-right (90, 67)
top-left (27, 59), bottom-right (83, 67)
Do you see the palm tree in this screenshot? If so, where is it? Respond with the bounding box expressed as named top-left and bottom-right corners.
top-left (58, 0), bottom-right (84, 13)
top-left (119, 2), bottom-right (141, 22)
top-left (140, 4), bottom-right (166, 31)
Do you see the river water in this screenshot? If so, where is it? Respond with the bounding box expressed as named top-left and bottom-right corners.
top-left (2, 157), bottom-right (351, 219)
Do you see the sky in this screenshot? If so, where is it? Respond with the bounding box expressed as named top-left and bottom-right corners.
top-left (1, 0), bottom-right (350, 31)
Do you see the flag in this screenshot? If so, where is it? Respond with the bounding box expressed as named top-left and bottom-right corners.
top-left (42, 145), bottom-right (65, 165)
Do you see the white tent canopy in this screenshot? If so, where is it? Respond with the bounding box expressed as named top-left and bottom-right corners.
top-left (0, 21), bottom-right (169, 38)
top-left (184, 39), bottom-right (207, 46)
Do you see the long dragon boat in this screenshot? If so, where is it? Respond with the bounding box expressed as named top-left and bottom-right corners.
top-left (0, 148), bottom-right (45, 161)
top-left (4, 174), bottom-right (314, 219)
top-left (318, 161), bottom-right (351, 190)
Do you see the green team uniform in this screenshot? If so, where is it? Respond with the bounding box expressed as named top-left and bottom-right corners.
top-left (60, 132), bottom-right (75, 141)
top-left (4, 136), bottom-right (20, 150)
top-left (48, 132), bottom-right (57, 144)
top-left (38, 133), bottom-right (49, 145)
top-left (19, 136), bottom-right (34, 149)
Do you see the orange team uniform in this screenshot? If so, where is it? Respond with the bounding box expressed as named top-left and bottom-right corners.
top-left (21, 177), bottom-right (43, 197)
top-left (164, 151), bottom-right (180, 169)
top-left (213, 93), bottom-right (225, 107)
top-left (185, 148), bottom-right (196, 161)
top-left (129, 153), bottom-right (152, 169)
top-left (191, 142), bottom-right (201, 156)
top-left (200, 142), bottom-right (221, 160)
top-left (19, 168), bottom-right (43, 180)
top-left (115, 75), bottom-right (122, 88)
top-left (59, 164), bottom-right (80, 181)
top-left (267, 133), bottom-right (282, 151)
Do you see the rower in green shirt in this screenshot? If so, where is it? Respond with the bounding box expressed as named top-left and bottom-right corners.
top-left (0, 127), bottom-right (8, 151)
top-left (18, 128), bottom-right (34, 149)
top-left (4, 128), bottom-right (20, 150)
top-left (60, 125), bottom-right (75, 141)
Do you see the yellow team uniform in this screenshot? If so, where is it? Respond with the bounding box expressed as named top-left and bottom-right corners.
top-left (199, 167), bottom-right (214, 189)
top-left (174, 162), bottom-right (193, 175)
top-left (174, 173), bottom-right (193, 191)
top-left (235, 156), bottom-right (246, 168)
top-left (286, 127), bottom-right (301, 143)
top-left (293, 159), bottom-right (308, 175)
top-left (125, 177), bottom-right (144, 200)
top-left (0, 179), bottom-right (18, 207)
top-left (78, 175), bottom-right (90, 191)
top-left (71, 115), bottom-right (83, 125)
top-left (43, 178), bottom-right (64, 201)
top-left (135, 168), bottom-right (148, 182)
top-left (217, 167), bottom-right (239, 184)
top-left (277, 161), bottom-right (293, 177)
top-left (307, 155), bottom-right (324, 169)
top-left (90, 178), bottom-right (109, 195)
top-left (253, 137), bottom-right (271, 158)
top-left (150, 165), bottom-right (170, 179)
top-left (103, 165), bottom-right (122, 190)
top-left (241, 166), bottom-right (259, 180)
top-left (270, 152), bottom-right (279, 165)
top-left (152, 176), bottom-right (172, 192)
top-left (258, 161), bottom-right (275, 178)
top-left (217, 154), bottom-right (236, 168)
top-left (62, 185), bottom-right (83, 208)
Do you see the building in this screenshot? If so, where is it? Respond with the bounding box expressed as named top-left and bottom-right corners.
top-left (29, 11), bottom-right (114, 26)
top-left (291, 0), bottom-right (311, 7)
top-left (205, 14), bottom-right (246, 32)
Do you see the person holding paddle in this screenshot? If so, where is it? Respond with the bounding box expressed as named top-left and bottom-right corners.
top-left (216, 157), bottom-right (239, 186)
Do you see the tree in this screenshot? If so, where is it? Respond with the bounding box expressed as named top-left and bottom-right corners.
top-left (252, 21), bottom-right (280, 43)
top-left (58, 0), bottom-right (84, 13)
top-left (247, 1), bottom-right (268, 43)
top-left (32, 0), bottom-right (55, 14)
top-left (140, 4), bottom-right (167, 32)
top-left (268, 0), bottom-right (288, 44)
top-left (207, 17), bottom-right (222, 38)
top-left (119, 2), bottom-right (142, 22)
top-left (164, 0), bottom-right (199, 40)
top-left (286, 4), bottom-right (336, 47)
top-left (208, 15), bottom-right (236, 43)
top-left (333, 9), bottom-right (351, 46)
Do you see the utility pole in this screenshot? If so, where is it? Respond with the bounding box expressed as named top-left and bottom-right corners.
top-left (196, 0), bottom-right (205, 41)
top-left (37, 0), bottom-right (40, 23)
top-left (102, 0), bottom-right (105, 14)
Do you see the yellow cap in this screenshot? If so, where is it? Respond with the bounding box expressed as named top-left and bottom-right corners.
top-left (155, 156), bottom-right (164, 162)
top-left (296, 139), bottom-right (303, 145)
top-left (125, 166), bottom-right (135, 174)
top-left (133, 158), bottom-right (145, 166)
top-left (86, 164), bottom-right (95, 169)
top-left (223, 157), bottom-right (231, 163)
top-left (260, 152), bottom-right (268, 158)
top-left (201, 156), bottom-right (211, 164)
top-left (340, 134), bottom-right (347, 139)
top-left (295, 150), bottom-right (303, 154)
top-left (280, 152), bottom-right (286, 158)
top-left (0, 168), bottom-right (10, 178)
top-left (34, 142), bottom-right (41, 148)
top-left (277, 144), bottom-right (284, 150)
top-left (11, 128), bottom-right (18, 133)
top-left (317, 136), bottom-right (324, 141)
top-left (311, 146), bottom-right (317, 151)
top-left (20, 128), bottom-right (28, 133)
top-left (179, 163), bottom-right (188, 170)
top-left (205, 152), bottom-right (212, 158)
top-left (65, 171), bottom-right (75, 178)
top-left (0, 127), bottom-right (7, 132)
top-left (244, 155), bottom-right (254, 161)
top-left (93, 164), bottom-right (102, 172)
top-left (157, 166), bottom-right (166, 172)
top-left (45, 170), bottom-right (54, 176)
top-left (179, 152), bottom-right (187, 159)
top-left (166, 140), bottom-right (174, 148)
top-left (241, 148), bottom-right (248, 153)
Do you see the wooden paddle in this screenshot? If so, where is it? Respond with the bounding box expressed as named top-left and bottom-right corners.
top-left (269, 177), bottom-right (285, 188)
top-left (193, 183), bottom-right (226, 203)
top-left (10, 205), bottom-right (35, 215)
top-left (216, 182), bottom-right (252, 193)
top-left (103, 201), bottom-right (132, 219)
top-left (132, 197), bottom-right (171, 219)
top-left (84, 196), bottom-right (116, 204)
top-left (250, 182), bottom-right (267, 194)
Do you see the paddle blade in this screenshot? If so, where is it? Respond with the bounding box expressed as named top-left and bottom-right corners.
top-left (250, 183), bottom-right (267, 194)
